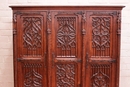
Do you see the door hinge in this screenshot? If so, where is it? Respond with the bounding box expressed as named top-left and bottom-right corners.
top-left (13, 29), bottom-right (17, 35)
top-left (77, 59), bottom-right (82, 63)
top-left (109, 59), bottom-right (116, 63)
top-left (86, 53), bottom-right (89, 68)
top-left (78, 83), bottom-right (81, 87)
top-left (52, 52), bottom-right (55, 68)
top-left (44, 52), bottom-right (47, 68)
top-left (17, 58), bottom-right (23, 62)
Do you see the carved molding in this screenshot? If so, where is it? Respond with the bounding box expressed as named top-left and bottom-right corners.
top-left (13, 11), bottom-right (44, 23)
top-left (47, 11), bottom-right (52, 34)
top-left (55, 11), bottom-right (82, 17)
top-left (82, 12), bottom-right (86, 22)
top-left (13, 13), bottom-right (17, 22)
top-left (47, 11), bottom-right (51, 22)
top-left (117, 11), bottom-right (121, 35)
top-left (91, 11), bottom-right (117, 16)
top-left (13, 29), bottom-right (17, 35)
top-left (13, 11), bottom-right (21, 22)
top-left (47, 28), bottom-right (51, 34)
top-left (82, 29), bottom-right (86, 35)
top-left (56, 59), bottom-right (81, 63)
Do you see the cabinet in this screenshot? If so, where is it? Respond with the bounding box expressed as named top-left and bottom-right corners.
top-left (10, 6), bottom-right (124, 87)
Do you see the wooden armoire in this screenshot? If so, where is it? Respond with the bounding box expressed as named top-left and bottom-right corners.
top-left (10, 6), bottom-right (124, 87)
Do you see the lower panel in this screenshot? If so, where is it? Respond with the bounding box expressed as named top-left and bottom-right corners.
top-left (20, 61), bottom-right (46, 87)
top-left (56, 63), bottom-right (76, 87)
top-left (91, 64), bottom-right (111, 87)
top-left (52, 60), bottom-right (81, 87)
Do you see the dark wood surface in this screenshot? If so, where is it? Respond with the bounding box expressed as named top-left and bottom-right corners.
top-left (10, 6), bottom-right (124, 87)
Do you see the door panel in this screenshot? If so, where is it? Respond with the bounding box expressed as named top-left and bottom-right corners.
top-left (90, 16), bottom-right (112, 57)
top-left (51, 11), bottom-right (82, 87)
top-left (16, 11), bottom-right (47, 87)
top-left (90, 62), bottom-right (112, 87)
top-left (86, 11), bottom-right (117, 87)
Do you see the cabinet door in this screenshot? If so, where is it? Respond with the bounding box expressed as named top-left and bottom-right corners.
top-left (86, 11), bottom-right (118, 87)
top-left (16, 11), bottom-right (47, 87)
top-left (51, 11), bottom-right (83, 87)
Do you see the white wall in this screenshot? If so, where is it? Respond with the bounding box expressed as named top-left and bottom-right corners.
top-left (0, 0), bottom-right (130, 87)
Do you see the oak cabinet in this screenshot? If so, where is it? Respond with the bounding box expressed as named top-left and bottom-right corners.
top-left (10, 6), bottom-right (124, 87)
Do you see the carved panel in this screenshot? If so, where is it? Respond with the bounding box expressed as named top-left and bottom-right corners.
top-left (91, 64), bottom-right (111, 87)
top-left (23, 17), bottom-right (42, 56)
top-left (56, 64), bottom-right (76, 87)
top-left (23, 63), bottom-right (43, 87)
top-left (56, 17), bottom-right (76, 57)
top-left (92, 17), bottom-right (111, 56)
top-left (91, 11), bottom-right (117, 16)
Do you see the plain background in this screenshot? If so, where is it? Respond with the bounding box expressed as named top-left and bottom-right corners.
top-left (0, 0), bottom-right (130, 87)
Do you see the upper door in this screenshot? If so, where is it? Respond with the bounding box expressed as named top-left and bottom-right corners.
top-left (16, 11), bottom-right (47, 87)
top-left (51, 11), bottom-right (83, 87)
top-left (85, 11), bottom-right (118, 87)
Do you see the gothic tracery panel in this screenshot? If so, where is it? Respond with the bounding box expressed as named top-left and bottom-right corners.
top-left (23, 63), bottom-right (43, 87)
top-left (23, 17), bottom-right (43, 56)
top-left (91, 17), bottom-right (111, 56)
top-left (91, 64), bottom-right (111, 87)
top-left (56, 64), bottom-right (76, 87)
top-left (56, 17), bottom-right (76, 57)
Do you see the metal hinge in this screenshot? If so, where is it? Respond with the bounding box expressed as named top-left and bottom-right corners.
top-left (86, 53), bottom-right (89, 68)
top-left (78, 83), bottom-right (81, 87)
top-left (52, 52), bottom-right (55, 68)
top-left (17, 58), bottom-right (23, 62)
top-left (13, 29), bottom-right (17, 35)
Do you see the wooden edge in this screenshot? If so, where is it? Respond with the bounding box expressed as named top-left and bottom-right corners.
top-left (9, 5), bottom-right (125, 10)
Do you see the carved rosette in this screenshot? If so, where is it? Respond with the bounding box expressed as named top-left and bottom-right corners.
top-left (47, 11), bottom-right (52, 34)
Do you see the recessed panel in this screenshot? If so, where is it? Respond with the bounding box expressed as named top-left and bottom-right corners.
top-left (91, 16), bottom-right (112, 57)
top-left (56, 17), bottom-right (77, 57)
